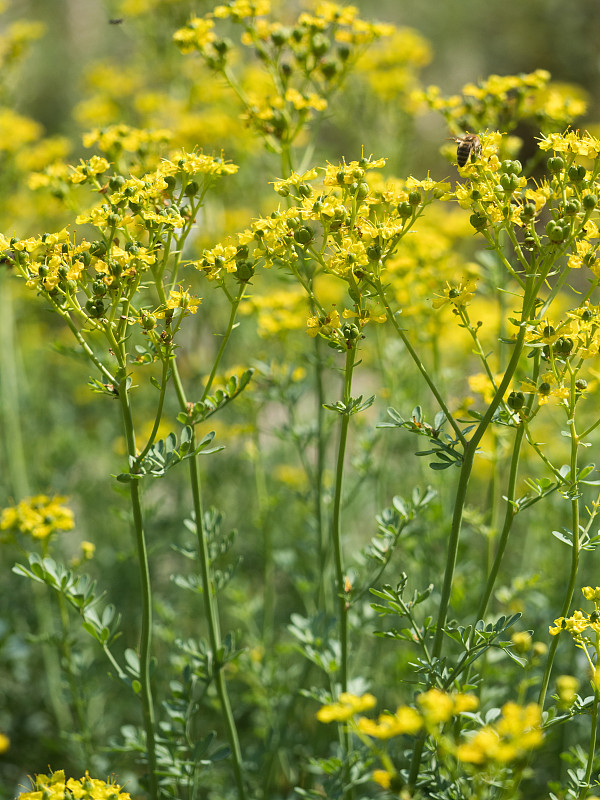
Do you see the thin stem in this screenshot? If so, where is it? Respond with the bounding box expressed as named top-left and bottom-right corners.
top-left (117, 369), bottom-right (159, 800)
top-left (328, 343), bottom-right (358, 800)
top-left (171, 361), bottom-right (247, 800)
top-left (373, 280), bottom-right (467, 447)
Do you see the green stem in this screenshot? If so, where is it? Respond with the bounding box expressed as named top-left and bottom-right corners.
top-left (373, 281), bottom-right (467, 448)
top-left (171, 362), bottom-right (247, 800)
top-left (580, 690), bottom-right (599, 798)
top-left (538, 402), bottom-right (581, 707)
top-left (330, 344), bottom-right (357, 800)
top-left (475, 425), bottom-right (525, 622)
top-left (201, 282), bottom-right (246, 402)
top-left (117, 369), bottom-right (159, 800)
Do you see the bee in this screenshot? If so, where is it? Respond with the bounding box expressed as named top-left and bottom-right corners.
top-left (450, 133), bottom-right (482, 167)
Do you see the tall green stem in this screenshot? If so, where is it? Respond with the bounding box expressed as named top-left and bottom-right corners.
top-left (331, 346), bottom-right (356, 695)
top-left (171, 361), bottom-right (247, 800)
top-left (117, 368), bottom-right (159, 800)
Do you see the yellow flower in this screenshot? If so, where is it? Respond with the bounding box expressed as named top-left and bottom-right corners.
top-left (417, 688), bottom-right (456, 725)
top-left (316, 692), bottom-right (376, 722)
top-left (357, 705), bottom-right (422, 738)
top-left (1, 495), bottom-right (74, 541)
top-left (432, 280), bottom-right (477, 309)
top-left (456, 702), bottom-right (542, 765)
top-left (556, 675), bottom-right (579, 706)
top-left (16, 770), bottom-right (131, 800)
top-left (372, 769), bottom-right (392, 789)
top-left (0, 733), bottom-right (9, 754)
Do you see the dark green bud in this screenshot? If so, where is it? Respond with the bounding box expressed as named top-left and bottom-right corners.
top-left (397, 201), bottom-right (412, 219)
top-left (583, 193), bottom-right (597, 210)
top-left (235, 259), bottom-right (255, 282)
top-left (507, 391), bottom-right (525, 411)
top-left (548, 156), bottom-right (565, 173)
top-left (564, 198), bottom-right (581, 215)
top-left (554, 336), bottom-right (573, 357)
top-left (470, 213), bottom-right (487, 231)
top-left (184, 181), bottom-right (200, 197)
top-left (294, 226), bottom-right (314, 245)
top-left (408, 190), bottom-right (421, 207)
top-left (109, 175), bottom-right (125, 191)
top-left (366, 243), bottom-right (382, 262)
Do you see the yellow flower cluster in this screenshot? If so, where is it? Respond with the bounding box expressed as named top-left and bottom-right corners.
top-left (173, 2), bottom-right (395, 147)
top-left (456, 702), bottom-right (543, 765)
top-left (415, 69), bottom-right (585, 139)
top-left (16, 770), bottom-right (130, 800)
top-left (317, 691), bottom-right (543, 784)
top-left (0, 495), bottom-right (74, 541)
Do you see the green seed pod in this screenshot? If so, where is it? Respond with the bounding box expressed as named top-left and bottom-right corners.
top-left (554, 336), bottom-right (573, 357)
top-left (583, 193), bottom-right (598, 210)
top-left (408, 190), bottom-right (421, 207)
top-left (521, 202), bottom-right (537, 219)
top-left (397, 201), bottom-right (412, 219)
top-left (507, 391), bottom-right (525, 411)
top-left (337, 43), bottom-right (351, 61)
top-left (109, 174), bottom-right (125, 191)
top-left (564, 198), bottom-right (581, 215)
top-left (320, 59), bottom-right (338, 79)
top-left (311, 33), bottom-right (330, 57)
top-left (90, 241), bottom-right (107, 257)
top-left (93, 279), bottom-right (107, 297)
top-left (538, 381), bottom-right (551, 396)
top-left (184, 181), bottom-right (200, 197)
top-left (575, 378), bottom-right (588, 392)
top-left (548, 156), bottom-right (565, 173)
top-left (298, 183), bottom-right (312, 198)
top-left (235, 259), bottom-right (255, 282)
top-left (470, 213), bottom-right (487, 231)
top-left (164, 175), bottom-right (177, 191)
top-left (545, 221), bottom-right (565, 243)
top-left (271, 27), bottom-right (289, 46)
top-left (366, 243), bottom-right (382, 262)
top-left (356, 181), bottom-right (369, 199)
top-left (85, 298), bottom-right (105, 318)
top-left (294, 226), bottom-right (314, 245)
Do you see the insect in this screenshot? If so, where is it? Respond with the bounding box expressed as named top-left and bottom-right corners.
top-left (109, 17), bottom-right (124, 24)
top-left (450, 133), bottom-right (482, 167)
